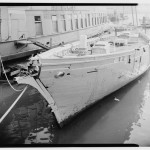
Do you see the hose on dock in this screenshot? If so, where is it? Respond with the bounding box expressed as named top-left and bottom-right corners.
top-left (0, 56), bottom-right (25, 92)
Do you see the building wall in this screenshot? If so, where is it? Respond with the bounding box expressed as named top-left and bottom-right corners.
top-left (25, 8), bottom-right (108, 38)
top-left (8, 9), bottom-right (28, 40)
top-left (0, 6), bottom-right (9, 41)
top-left (26, 11), bottom-right (40, 37)
top-left (0, 6), bottom-right (109, 41)
top-left (29, 6), bottom-right (107, 11)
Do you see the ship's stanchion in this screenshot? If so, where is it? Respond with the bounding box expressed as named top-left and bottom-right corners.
top-left (132, 48), bottom-right (138, 73)
top-left (50, 38), bottom-right (52, 48)
top-left (138, 48), bottom-right (144, 73)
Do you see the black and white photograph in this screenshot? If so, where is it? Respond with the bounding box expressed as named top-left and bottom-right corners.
top-left (0, 2), bottom-right (150, 147)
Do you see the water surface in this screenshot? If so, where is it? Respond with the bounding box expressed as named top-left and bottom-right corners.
top-left (0, 69), bottom-right (150, 145)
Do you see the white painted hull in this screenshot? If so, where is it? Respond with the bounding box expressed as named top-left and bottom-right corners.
top-left (38, 49), bottom-right (149, 125)
top-left (16, 32), bottom-right (150, 126)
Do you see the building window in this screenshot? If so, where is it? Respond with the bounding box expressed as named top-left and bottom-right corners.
top-left (85, 14), bottom-right (87, 27)
top-left (34, 16), bottom-right (43, 35)
top-left (101, 13), bottom-right (103, 24)
top-left (67, 14), bottom-right (73, 31)
top-left (78, 14), bottom-right (82, 28)
top-left (92, 14), bottom-right (94, 26)
top-left (74, 14), bottom-right (78, 29)
top-left (102, 14), bottom-right (105, 23)
top-left (104, 16), bottom-right (107, 23)
top-left (52, 15), bottom-right (58, 33)
top-left (88, 14), bottom-right (90, 26)
top-left (97, 15), bottom-right (99, 25)
top-left (71, 16), bottom-right (73, 30)
top-left (92, 14), bottom-right (96, 26)
top-left (99, 13), bottom-right (101, 24)
top-left (35, 16), bottom-right (41, 22)
top-left (81, 15), bottom-right (84, 28)
top-left (103, 15), bottom-right (105, 23)
top-left (60, 15), bottom-right (66, 32)
top-left (95, 14), bottom-right (97, 25)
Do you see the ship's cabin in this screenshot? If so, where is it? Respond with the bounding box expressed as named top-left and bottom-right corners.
top-left (91, 41), bottom-right (111, 54)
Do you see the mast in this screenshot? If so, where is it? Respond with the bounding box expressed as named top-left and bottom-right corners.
top-left (135, 6), bottom-right (138, 26)
top-left (122, 6), bottom-right (124, 25)
top-left (131, 6), bottom-right (134, 26)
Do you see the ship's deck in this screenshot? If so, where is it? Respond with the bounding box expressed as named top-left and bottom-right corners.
top-left (64, 37), bottom-right (147, 57)
top-left (35, 31), bottom-right (149, 60)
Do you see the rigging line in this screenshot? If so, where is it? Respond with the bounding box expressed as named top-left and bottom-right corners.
top-left (135, 6), bottom-right (138, 27)
top-left (0, 56), bottom-right (25, 92)
top-left (131, 6), bottom-right (134, 26)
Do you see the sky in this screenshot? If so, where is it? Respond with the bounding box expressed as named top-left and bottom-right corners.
top-left (137, 4), bottom-right (150, 16)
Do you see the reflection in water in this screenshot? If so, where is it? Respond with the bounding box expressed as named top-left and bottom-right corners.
top-left (0, 85), bottom-right (57, 144)
top-left (25, 127), bottom-right (54, 144)
top-left (0, 70), bottom-right (150, 145)
top-left (124, 82), bottom-right (150, 146)
top-left (10, 99), bottom-right (56, 144)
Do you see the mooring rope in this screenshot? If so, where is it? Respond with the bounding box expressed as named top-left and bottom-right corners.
top-left (0, 56), bottom-right (26, 92)
top-left (0, 56), bottom-right (28, 123)
top-left (0, 85), bottom-right (28, 124)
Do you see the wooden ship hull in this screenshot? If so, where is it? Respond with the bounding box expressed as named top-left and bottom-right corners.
top-left (15, 29), bottom-right (150, 127)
